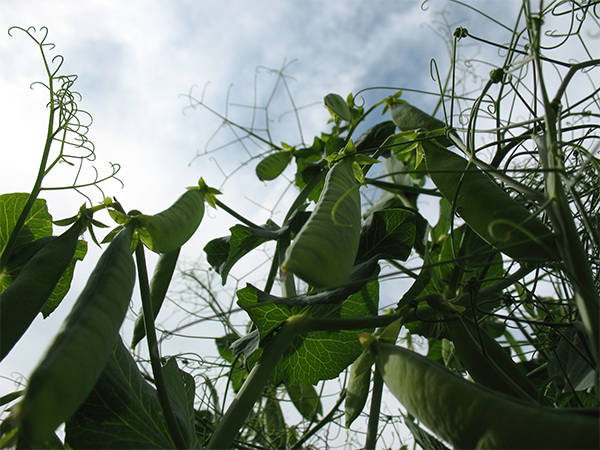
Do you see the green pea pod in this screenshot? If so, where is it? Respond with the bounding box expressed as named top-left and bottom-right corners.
top-left (17, 224), bottom-right (136, 447)
top-left (391, 101), bottom-right (454, 147)
top-left (345, 348), bottom-right (375, 428)
top-left (0, 218), bottom-right (85, 361)
top-left (376, 341), bottom-right (599, 449)
top-left (130, 247), bottom-right (180, 349)
top-left (144, 188), bottom-right (205, 253)
top-left (422, 140), bottom-right (558, 262)
top-left (446, 316), bottom-right (546, 404)
top-left (282, 157), bottom-right (361, 288)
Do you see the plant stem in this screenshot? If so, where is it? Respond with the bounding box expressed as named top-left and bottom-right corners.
top-left (135, 244), bottom-right (188, 450)
top-left (214, 199), bottom-right (261, 229)
top-left (365, 370), bottom-right (383, 450)
top-left (207, 314), bottom-right (310, 450)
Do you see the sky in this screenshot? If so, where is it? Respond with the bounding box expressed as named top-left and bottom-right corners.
top-left (0, 0), bottom-right (530, 445)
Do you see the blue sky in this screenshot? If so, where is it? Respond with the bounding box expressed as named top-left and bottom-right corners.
top-left (0, 0), bottom-right (530, 441)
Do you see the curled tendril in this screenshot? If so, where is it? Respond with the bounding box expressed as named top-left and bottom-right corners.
top-left (8, 25), bottom-right (122, 205)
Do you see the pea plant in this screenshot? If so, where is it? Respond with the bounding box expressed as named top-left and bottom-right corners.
top-left (2, 1), bottom-right (600, 449)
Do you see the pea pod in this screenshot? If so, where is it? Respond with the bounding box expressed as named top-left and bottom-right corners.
top-left (0, 218), bottom-right (85, 361)
top-left (375, 340), bottom-right (599, 449)
top-left (446, 315), bottom-right (546, 404)
top-left (391, 101), bottom-right (454, 147)
top-left (344, 348), bottom-right (375, 428)
top-left (281, 157), bottom-right (361, 288)
top-left (422, 140), bottom-right (558, 262)
top-left (143, 188), bottom-right (205, 253)
top-left (17, 224), bottom-right (136, 447)
top-left (130, 247), bottom-right (180, 349)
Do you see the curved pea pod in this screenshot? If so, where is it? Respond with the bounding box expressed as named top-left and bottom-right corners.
top-left (375, 341), bottom-right (599, 449)
top-left (422, 140), bottom-right (559, 262)
top-left (446, 316), bottom-right (546, 404)
top-left (391, 101), bottom-right (455, 147)
top-left (143, 188), bottom-right (205, 253)
top-left (17, 224), bottom-right (136, 447)
top-left (281, 157), bottom-right (361, 288)
top-left (130, 247), bottom-right (180, 349)
top-left (344, 348), bottom-right (375, 428)
top-left (0, 218), bottom-right (85, 361)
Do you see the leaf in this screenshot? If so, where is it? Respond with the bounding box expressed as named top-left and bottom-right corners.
top-left (40, 239), bottom-right (88, 318)
top-left (216, 333), bottom-right (250, 393)
top-left (355, 208), bottom-right (416, 263)
top-left (256, 150), bottom-right (293, 181)
top-left (285, 383), bottom-right (322, 420)
top-left (403, 414), bottom-right (451, 450)
top-left (237, 270), bottom-right (380, 385)
top-left (65, 338), bottom-right (199, 449)
top-left (204, 221), bottom-right (280, 285)
top-left (262, 395), bottom-right (287, 449)
top-left (548, 328), bottom-right (596, 392)
top-left (324, 93), bottom-right (352, 122)
top-left (0, 193), bottom-right (53, 253)
top-left (0, 193), bottom-right (52, 269)
top-left (354, 121), bottom-right (397, 155)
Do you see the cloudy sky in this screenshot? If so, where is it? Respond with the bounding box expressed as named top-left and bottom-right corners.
top-left (0, 0), bottom-right (528, 437)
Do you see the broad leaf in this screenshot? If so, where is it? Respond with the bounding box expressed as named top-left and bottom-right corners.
top-left (324, 93), bottom-right (351, 122)
top-left (204, 221), bottom-right (280, 285)
top-left (237, 269), bottom-right (379, 384)
top-left (0, 193), bottom-right (53, 291)
top-left (41, 240), bottom-right (88, 317)
top-left (285, 383), bottom-right (322, 420)
top-left (65, 338), bottom-right (198, 449)
top-left (354, 121), bottom-right (396, 155)
top-left (356, 208), bottom-right (416, 263)
top-left (256, 150), bottom-right (293, 181)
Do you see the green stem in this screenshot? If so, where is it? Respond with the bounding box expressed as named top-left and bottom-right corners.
top-left (135, 244), bottom-right (188, 450)
top-left (0, 74), bottom-right (57, 273)
top-left (364, 370), bottom-right (383, 450)
top-left (213, 199), bottom-right (261, 229)
top-left (530, 21), bottom-right (600, 365)
top-left (207, 314), bottom-right (310, 450)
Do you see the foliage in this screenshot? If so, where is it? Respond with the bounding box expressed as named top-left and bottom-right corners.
top-left (1, 1), bottom-right (600, 449)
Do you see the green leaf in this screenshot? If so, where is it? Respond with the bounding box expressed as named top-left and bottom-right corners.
top-left (285, 383), bottom-right (323, 420)
top-left (262, 395), bottom-right (287, 449)
top-left (0, 236), bottom-right (54, 293)
top-left (324, 93), bottom-right (352, 122)
top-left (0, 193), bottom-right (52, 263)
top-left (237, 271), bottom-right (380, 385)
top-left (41, 239), bottom-right (88, 317)
top-left (354, 121), bottom-right (397, 156)
top-left (65, 338), bottom-right (199, 449)
top-left (204, 221), bottom-right (280, 285)
top-left (355, 208), bottom-right (416, 263)
top-left (256, 150), bottom-right (293, 181)
top-left (215, 334), bottom-right (248, 393)
top-left (548, 328), bottom-right (596, 392)
top-left (403, 414), bottom-right (451, 450)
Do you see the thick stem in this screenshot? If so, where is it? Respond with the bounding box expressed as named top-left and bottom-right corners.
top-left (364, 370), bottom-right (383, 450)
top-left (135, 244), bottom-right (188, 450)
top-left (207, 314), bottom-right (310, 450)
